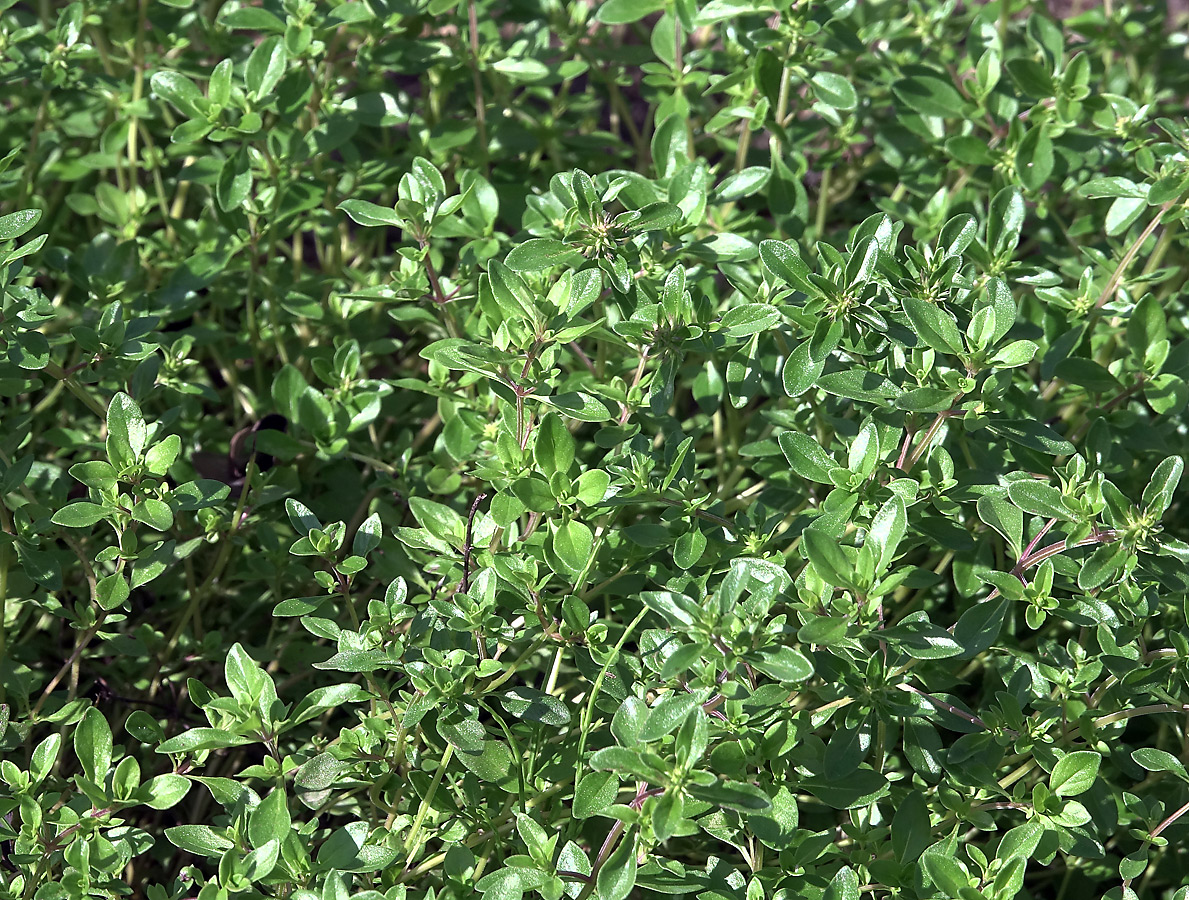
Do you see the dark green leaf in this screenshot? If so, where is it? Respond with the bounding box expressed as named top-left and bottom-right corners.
top-left (1050, 750), bottom-right (1100, 797)
top-left (893, 70), bottom-right (966, 118)
top-left (500, 686), bottom-right (571, 726)
top-left (778, 431), bottom-right (836, 483)
top-left (338, 199), bottom-right (403, 228)
top-left (504, 238), bottom-right (577, 271)
top-left (811, 72), bottom-right (857, 110)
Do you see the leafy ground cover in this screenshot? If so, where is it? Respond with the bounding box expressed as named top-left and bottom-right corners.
top-left (3, 1), bottom-right (1189, 898)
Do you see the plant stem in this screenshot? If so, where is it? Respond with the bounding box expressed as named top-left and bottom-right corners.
top-left (467, 0), bottom-right (489, 177)
top-left (567, 607), bottom-right (648, 843)
top-left (403, 742), bottom-right (453, 869)
top-left (1093, 201), bottom-right (1175, 311)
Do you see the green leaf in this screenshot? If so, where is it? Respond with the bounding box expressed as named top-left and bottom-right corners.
top-left (219, 6), bottom-right (286, 31)
top-left (1079, 176), bottom-right (1148, 199)
top-left (778, 431), bottom-right (836, 483)
top-left (543, 391), bottom-right (616, 422)
top-left (478, 865), bottom-right (548, 898)
top-left (500, 686), bottom-right (571, 726)
top-left (996, 818), bottom-right (1043, 860)
top-left (296, 753), bottom-right (348, 791)
top-left (504, 239), bottom-right (577, 271)
top-left (313, 649), bottom-right (402, 673)
top-left (823, 866), bottom-right (860, 900)
top-left (0, 208), bottom-right (41, 241)
top-left (991, 340), bottom-right (1039, 368)
top-left (986, 419), bottom-right (1074, 455)
top-left (954, 598), bottom-right (1007, 658)
top-left (891, 791), bottom-right (932, 863)
top-left (1050, 750), bottom-right (1100, 797)
top-left (1007, 480), bottom-right (1074, 520)
top-left (867, 495), bottom-right (907, 574)
top-left (716, 166), bottom-right (770, 201)
top-left (923, 850), bottom-right (971, 896)
top-left (151, 70), bottom-right (206, 117)
top-left (551, 519), bottom-right (594, 576)
top-left (166, 825), bottom-right (233, 857)
top-left (596, 830), bottom-right (638, 900)
top-left (1006, 57), bottom-right (1053, 97)
top-left (132, 498), bottom-right (174, 531)
top-left (249, 786), bottom-right (291, 850)
top-left (107, 392), bottom-right (147, 466)
top-left (720, 304), bottom-right (780, 338)
top-left (1128, 293), bottom-right (1168, 352)
top-left (492, 56), bottom-right (550, 82)
top-left (1077, 542), bottom-right (1129, 591)
top-left (138, 774), bottom-right (192, 810)
top-left (688, 779), bottom-right (772, 811)
top-left (157, 728), bottom-right (255, 755)
top-left (798, 616), bottom-right (848, 645)
top-left (535, 413), bottom-right (575, 477)
top-left (445, 728), bottom-right (516, 788)
top-left (1142, 456), bottom-right (1183, 516)
top-left (641, 591), bottom-right (702, 629)
top-left (895, 387), bottom-right (957, 412)
top-left (880, 619), bottom-right (963, 659)
top-left (216, 148), bottom-right (252, 212)
top-left (1016, 125), bottom-right (1054, 191)
top-left (759, 239), bottom-right (815, 293)
top-left (800, 768), bottom-right (889, 808)
top-left (620, 201), bottom-right (682, 233)
top-left (673, 528), bottom-right (706, 569)
top-left (747, 785), bottom-right (798, 849)
top-left (817, 370), bottom-right (901, 402)
top-left (574, 771), bottom-right (619, 819)
top-left (1132, 748), bottom-right (1189, 782)
top-left (1106, 195), bottom-right (1147, 236)
top-left (596, 0), bottom-right (666, 23)
top-left (338, 199), bottom-right (403, 228)
top-left (409, 496), bottom-right (464, 543)
top-left (937, 213), bottom-right (977, 259)
top-left (353, 512), bottom-right (383, 556)
top-left (987, 187), bottom-right (1025, 257)
top-left (750, 646), bottom-right (812, 682)
top-left (803, 528), bottom-right (854, 588)
top-left (51, 501), bottom-right (112, 528)
top-left (317, 821), bottom-right (400, 873)
top-left (575, 469), bottom-right (610, 505)
top-left (811, 72), bottom-right (857, 110)
top-left (488, 260), bottom-right (539, 324)
top-left (782, 339), bottom-right (827, 397)
top-left (651, 789), bottom-right (684, 842)
top-left (639, 693), bottom-right (701, 743)
top-left (845, 236), bottom-right (880, 287)
top-left (903, 297), bottom-right (964, 355)
top-left (144, 435), bottom-right (181, 476)
top-left (125, 711), bottom-right (164, 745)
top-left (245, 36), bottom-right (286, 99)
top-left (893, 70), bottom-right (966, 118)
top-left (74, 706), bottom-right (112, 784)
top-left (97, 573), bottom-right (130, 610)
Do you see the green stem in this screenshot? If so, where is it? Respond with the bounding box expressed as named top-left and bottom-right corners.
top-left (150, 459), bottom-right (258, 698)
top-left (0, 500), bottom-right (12, 704)
top-left (566, 607), bottom-right (648, 842)
top-left (41, 362), bottom-right (108, 419)
top-left (814, 167), bottom-right (832, 245)
top-left (1093, 201), bottom-right (1174, 311)
top-left (467, 0), bottom-right (489, 177)
top-left (403, 742), bottom-right (453, 868)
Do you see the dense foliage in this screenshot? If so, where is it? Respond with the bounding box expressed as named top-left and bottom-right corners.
top-left (3, 1), bottom-right (1189, 898)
